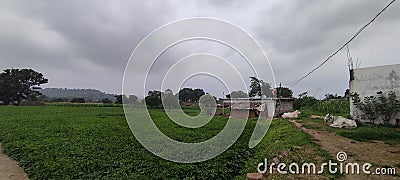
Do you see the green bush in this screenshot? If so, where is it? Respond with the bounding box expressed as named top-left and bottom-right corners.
top-left (351, 91), bottom-right (400, 125)
top-left (295, 98), bottom-right (349, 115)
top-left (70, 98), bottom-right (85, 103)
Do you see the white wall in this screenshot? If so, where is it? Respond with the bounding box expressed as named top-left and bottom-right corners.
top-left (350, 64), bottom-right (400, 125)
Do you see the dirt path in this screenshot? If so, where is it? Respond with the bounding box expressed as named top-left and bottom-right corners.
top-left (0, 144), bottom-right (28, 180)
top-left (290, 119), bottom-right (400, 179)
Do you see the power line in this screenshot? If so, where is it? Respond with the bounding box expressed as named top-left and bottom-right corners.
top-left (287, 0), bottom-right (397, 87)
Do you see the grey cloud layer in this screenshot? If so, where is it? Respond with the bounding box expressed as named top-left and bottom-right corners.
top-left (0, 0), bottom-right (398, 97)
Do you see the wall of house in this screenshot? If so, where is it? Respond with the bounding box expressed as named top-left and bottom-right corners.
top-left (226, 99), bottom-right (276, 119)
top-left (275, 101), bottom-right (294, 117)
top-left (349, 64), bottom-right (400, 125)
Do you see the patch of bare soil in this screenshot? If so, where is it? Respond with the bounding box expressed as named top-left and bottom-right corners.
top-left (0, 144), bottom-right (28, 180)
top-left (290, 120), bottom-right (400, 179)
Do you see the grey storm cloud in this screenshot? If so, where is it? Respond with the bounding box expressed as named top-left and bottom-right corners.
top-left (0, 0), bottom-right (399, 98)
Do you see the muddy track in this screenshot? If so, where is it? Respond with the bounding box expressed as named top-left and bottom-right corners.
top-left (290, 120), bottom-right (400, 179)
top-left (0, 144), bottom-right (28, 180)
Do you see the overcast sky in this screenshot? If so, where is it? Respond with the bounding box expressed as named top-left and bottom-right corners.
top-left (1, 0), bottom-right (399, 98)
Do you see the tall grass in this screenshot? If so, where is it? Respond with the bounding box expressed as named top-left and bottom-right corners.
top-left (300, 100), bottom-right (350, 116)
top-left (314, 100), bottom-right (350, 114)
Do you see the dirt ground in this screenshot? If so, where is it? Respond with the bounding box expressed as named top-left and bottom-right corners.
top-left (290, 119), bottom-right (400, 179)
top-left (0, 144), bottom-right (28, 180)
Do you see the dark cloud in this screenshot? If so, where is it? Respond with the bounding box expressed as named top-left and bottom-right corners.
top-left (0, 0), bottom-right (398, 98)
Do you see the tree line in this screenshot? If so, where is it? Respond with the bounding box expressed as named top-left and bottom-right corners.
top-left (0, 68), bottom-right (299, 108)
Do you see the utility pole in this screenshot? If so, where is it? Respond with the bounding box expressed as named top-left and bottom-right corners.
top-left (222, 92), bottom-right (224, 115)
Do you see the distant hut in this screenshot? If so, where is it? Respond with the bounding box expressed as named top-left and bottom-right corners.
top-left (222, 98), bottom-right (294, 119)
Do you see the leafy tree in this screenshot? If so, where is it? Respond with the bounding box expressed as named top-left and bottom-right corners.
top-left (145, 96), bottom-right (162, 108)
top-left (145, 91), bottom-right (163, 108)
top-left (275, 87), bottom-right (293, 98)
top-left (50, 98), bottom-right (69, 102)
top-left (178, 88), bottom-right (205, 102)
top-left (70, 98), bottom-right (85, 103)
top-left (0, 69), bottom-right (48, 105)
top-left (324, 93), bottom-right (343, 100)
top-left (248, 77), bottom-right (273, 97)
top-left (114, 95), bottom-right (127, 104)
top-left (298, 91), bottom-right (308, 99)
top-left (293, 91), bottom-right (319, 110)
top-left (227, 90), bottom-right (248, 99)
top-left (344, 89), bottom-right (350, 100)
top-left (148, 91), bottom-right (161, 98)
top-left (193, 88), bottom-right (205, 102)
top-left (101, 98), bottom-right (113, 104)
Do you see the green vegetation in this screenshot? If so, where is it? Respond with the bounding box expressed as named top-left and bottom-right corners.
top-left (70, 97), bottom-right (86, 103)
top-left (294, 91), bottom-right (350, 116)
top-left (0, 68), bottom-right (48, 105)
top-left (237, 119), bottom-right (340, 179)
top-left (0, 106), bottom-right (252, 179)
top-left (295, 97), bottom-right (350, 116)
top-left (0, 106), bottom-right (340, 179)
top-left (313, 100), bottom-right (350, 115)
top-left (299, 100), bottom-right (350, 118)
top-left (351, 91), bottom-right (400, 125)
top-left (248, 77), bottom-right (273, 97)
top-left (9, 100), bottom-right (396, 179)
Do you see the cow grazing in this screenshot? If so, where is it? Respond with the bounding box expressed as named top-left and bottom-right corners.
top-left (282, 110), bottom-right (301, 119)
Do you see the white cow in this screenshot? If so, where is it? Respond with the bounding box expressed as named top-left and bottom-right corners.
top-left (282, 110), bottom-right (301, 119)
top-left (324, 113), bottom-right (334, 122)
top-left (329, 116), bottom-right (357, 128)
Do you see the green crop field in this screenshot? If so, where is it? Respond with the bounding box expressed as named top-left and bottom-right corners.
top-left (0, 106), bottom-right (335, 179)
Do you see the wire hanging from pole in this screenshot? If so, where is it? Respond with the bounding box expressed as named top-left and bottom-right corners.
top-left (287, 0), bottom-right (397, 87)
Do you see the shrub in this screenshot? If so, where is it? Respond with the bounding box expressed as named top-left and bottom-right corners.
top-left (70, 98), bottom-right (85, 103)
top-left (101, 98), bottom-right (113, 104)
top-left (351, 91), bottom-right (400, 125)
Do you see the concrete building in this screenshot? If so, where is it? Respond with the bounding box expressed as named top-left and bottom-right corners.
top-left (222, 98), bottom-right (294, 119)
top-left (349, 64), bottom-right (400, 125)
top-left (274, 98), bottom-right (295, 117)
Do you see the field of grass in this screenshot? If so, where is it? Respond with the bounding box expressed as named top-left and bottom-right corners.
top-left (0, 106), bottom-right (341, 179)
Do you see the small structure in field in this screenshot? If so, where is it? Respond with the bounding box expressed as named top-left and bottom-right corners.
top-left (274, 98), bottom-right (295, 117)
top-left (222, 98), bottom-right (294, 119)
